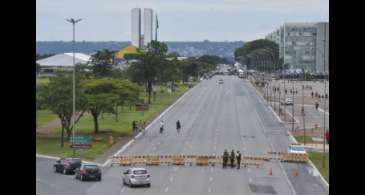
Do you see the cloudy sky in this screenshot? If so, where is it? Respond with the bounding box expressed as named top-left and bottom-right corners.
top-left (36, 0), bottom-right (329, 42)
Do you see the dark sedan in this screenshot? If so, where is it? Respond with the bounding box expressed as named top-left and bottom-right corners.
top-left (54, 157), bottom-right (82, 175)
top-left (75, 163), bottom-right (101, 181)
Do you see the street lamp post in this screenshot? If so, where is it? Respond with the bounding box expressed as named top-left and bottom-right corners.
top-left (322, 25), bottom-right (327, 168)
top-left (66, 18), bottom-right (82, 151)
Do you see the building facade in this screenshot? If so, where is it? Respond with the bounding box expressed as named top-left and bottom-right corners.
top-left (143, 8), bottom-right (153, 47)
top-left (131, 8), bottom-right (141, 48)
top-left (265, 22), bottom-right (329, 73)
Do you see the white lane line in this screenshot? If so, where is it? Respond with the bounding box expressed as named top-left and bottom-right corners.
top-left (170, 176), bottom-right (174, 182)
top-left (164, 187), bottom-right (169, 193)
top-left (249, 177), bottom-right (252, 183)
top-left (209, 177), bottom-right (213, 182)
top-left (120, 187), bottom-right (126, 194)
top-left (208, 187), bottom-right (212, 193)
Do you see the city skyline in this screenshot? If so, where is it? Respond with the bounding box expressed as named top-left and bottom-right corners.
top-left (36, 0), bottom-right (328, 42)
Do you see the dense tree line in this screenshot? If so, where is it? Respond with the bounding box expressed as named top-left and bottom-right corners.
top-left (234, 39), bottom-right (283, 71)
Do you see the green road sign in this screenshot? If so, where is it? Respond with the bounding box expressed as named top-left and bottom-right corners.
top-left (70, 135), bottom-right (92, 144)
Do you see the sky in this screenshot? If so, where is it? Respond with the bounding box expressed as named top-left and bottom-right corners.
top-left (36, 0), bottom-right (329, 42)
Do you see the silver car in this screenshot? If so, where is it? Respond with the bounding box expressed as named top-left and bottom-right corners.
top-left (122, 167), bottom-right (151, 187)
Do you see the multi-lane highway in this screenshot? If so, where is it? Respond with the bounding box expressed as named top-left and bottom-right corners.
top-left (37, 67), bottom-right (329, 195)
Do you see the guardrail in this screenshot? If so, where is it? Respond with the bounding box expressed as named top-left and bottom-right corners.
top-left (110, 152), bottom-right (308, 167)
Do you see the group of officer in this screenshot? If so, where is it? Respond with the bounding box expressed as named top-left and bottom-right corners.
top-left (222, 149), bottom-right (242, 169)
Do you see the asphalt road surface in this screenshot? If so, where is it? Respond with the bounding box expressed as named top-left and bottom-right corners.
top-left (36, 73), bottom-right (329, 195)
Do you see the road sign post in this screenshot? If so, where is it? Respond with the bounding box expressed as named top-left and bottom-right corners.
top-left (70, 135), bottom-right (92, 149)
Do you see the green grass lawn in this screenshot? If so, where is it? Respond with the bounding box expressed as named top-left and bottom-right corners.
top-left (308, 152), bottom-right (329, 183)
top-left (36, 84), bottom-right (189, 160)
top-left (36, 77), bottom-right (50, 86)
top-left (294, 136), bottom-right (313, 143)
top-left (37, 110), bottom-right (58, 126)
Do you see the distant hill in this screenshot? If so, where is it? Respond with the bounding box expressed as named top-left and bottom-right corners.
top-left (36, 41), bottom-right (244, 58)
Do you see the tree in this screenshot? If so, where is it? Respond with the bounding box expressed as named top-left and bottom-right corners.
top-left (39, 73), bottom-right (87, 147)
top-left (167, 52), bottom-right (180, 58)
top-left (234, 39), bottom-right (280, 71)
top-left (127, 41), bottom-right (169, 104)
top-left (90, 49), bottom-right (114, 78)
top-left (82, 78), bottom-right (122, 134)
top-left (36, 63), bottom-right (41, 75)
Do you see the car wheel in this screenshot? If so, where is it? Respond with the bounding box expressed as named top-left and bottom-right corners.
top-left (129, 180), bottom-right (133, 187)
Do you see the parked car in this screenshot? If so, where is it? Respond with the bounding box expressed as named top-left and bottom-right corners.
top-left (288, 144), bottom-right (306, 154)
top-left (54, 157), bottom-right (81, 175)
top-left (75, 163), bottom-right (101, 181)
top-left (122, 167), bottom-right (151, 187)
top-left (281, 97), bottom-right (293, 105)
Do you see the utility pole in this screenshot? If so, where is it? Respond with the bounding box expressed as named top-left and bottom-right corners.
top-left (66, 18), bottom-right (82, 154)
top-left (322, 24), bottom-right (327, 168)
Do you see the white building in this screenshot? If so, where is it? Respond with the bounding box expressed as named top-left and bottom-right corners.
top-left (131, 8), bottom-right (141, 48)
top-left (265, 22), bottom-right (329, 73)
top-left (143, 8), bottom-right (153, 47)
top-left (36, 53), bottom-right (91, 74)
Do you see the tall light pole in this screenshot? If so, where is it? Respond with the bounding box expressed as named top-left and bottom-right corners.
top-left (322, 24), bottom-right (327, 168)
top-left (66, 18), bottom-right (82, 147)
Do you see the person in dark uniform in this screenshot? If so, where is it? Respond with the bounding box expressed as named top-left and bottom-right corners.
top-left (236, 151), bottom-right (241, 169)
top-left (176, 120), bottom-right (181, 134)
top-left (311, 91), bottom-right (314, 98)
top-left (132, 121), bottom-right (136, 133)
top-left (230, 150), bottom-right (235, 168)
top-left (315, 101), bottom-right (319, 110)
top-left (223, 149), bottom-right (229, 168)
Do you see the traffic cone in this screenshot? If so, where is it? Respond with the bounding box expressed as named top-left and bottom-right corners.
top-left (293, 169), bottom-right (299, 177)
top-left (268, 167), bottom-right (272, 176)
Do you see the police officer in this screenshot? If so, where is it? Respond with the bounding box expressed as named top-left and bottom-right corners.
top-left (230, 150), bottom-right (235, 168)
top-left (223, 149), bottom-right (229, 168)
top-left (315, 101), bottom-right (319, 110)
top-left (176, 120), bottom-right (181, 134)
top-left (236, 150), bottom-right (241, 169)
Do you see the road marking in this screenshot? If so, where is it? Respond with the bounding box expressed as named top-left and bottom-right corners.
top-left (249, 177), bottom-right (252, 183)
top-left (120, 187), bottom-right (126, 194)
top-left (209, 176), bottom-right (213, 182)
top-left (170, 176), bottom-right (174, 182)
top-left (164, 187), bottom-right (169, 193)
top-left (208, 187), bottom-right (212, 193)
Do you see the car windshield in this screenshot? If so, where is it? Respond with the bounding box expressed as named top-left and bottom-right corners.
top-left (133, 170), bottom-right (147, 174)
top-left (84, 165), bottom-right (98, 169)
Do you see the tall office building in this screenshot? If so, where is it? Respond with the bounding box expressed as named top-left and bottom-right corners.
top-left (131, 8), bottom-right (141, 48)
top-left (265, 22), bottom-right (329, 73)
top-left (143, 8), bottom-right (153, 47)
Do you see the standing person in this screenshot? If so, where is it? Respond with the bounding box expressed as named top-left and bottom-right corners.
top-left (142, 121), bottom-right (146, 135)
top-left (315, 101), bottom-right (319, 110)
top-left (230, 150), bottom-right (235, 168)
top-left (132, 121), bottom-right (136, 133)
top-left (160, 120), bottom-right (164, 134)
top-left (236, 150), bottom-right (241, 169)
top-left (139, 120), bottom-right (143, 133)
top-left (223, 149), bottom-right (229, 168)
top-left (311, 91), bottom-right (314, 98)
top-left (176, 120), bottom-right (181, 134)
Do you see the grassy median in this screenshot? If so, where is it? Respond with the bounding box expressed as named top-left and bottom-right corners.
top-left (308, 152), bottom-right (329, 183)
top-left (37, 110), bottom-right (58, 126)
top-left (294, 136), bottom-right (313, 143)
top-left (36, 84), bottom-right (189, 160)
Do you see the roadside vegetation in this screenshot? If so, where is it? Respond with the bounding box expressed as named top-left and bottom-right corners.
top-left (308, 152), bottom-right (329, 183)
top-left (36, 41), bottom-right (222, 159)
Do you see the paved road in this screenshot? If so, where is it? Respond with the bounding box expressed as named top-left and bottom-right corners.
top-left (37, 73), bottom-right (328, 195)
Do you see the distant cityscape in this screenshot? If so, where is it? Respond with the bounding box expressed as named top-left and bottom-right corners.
top-left (36, 41), bottom-right (244, 58)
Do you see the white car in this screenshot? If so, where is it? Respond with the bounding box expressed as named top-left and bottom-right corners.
top-left (122, 167), bottom-right (151, 187)
top-left (281, 98), bottom-right (293, 105)
top-left (288, 144), bottom-right (306, 154)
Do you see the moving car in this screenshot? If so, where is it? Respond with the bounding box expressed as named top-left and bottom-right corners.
top-left (75, 163), bottom-right (101, 181)
top-left (54, 157), bottom-right (82, 175)
top-left (281, 97), bottom-right (293, 105)
top-left (218, 79), bottom-right (224, 84)
top-left (123, 167), bottom-right (151, 187)
top-left (288, 144), bottom-right (306, 154)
